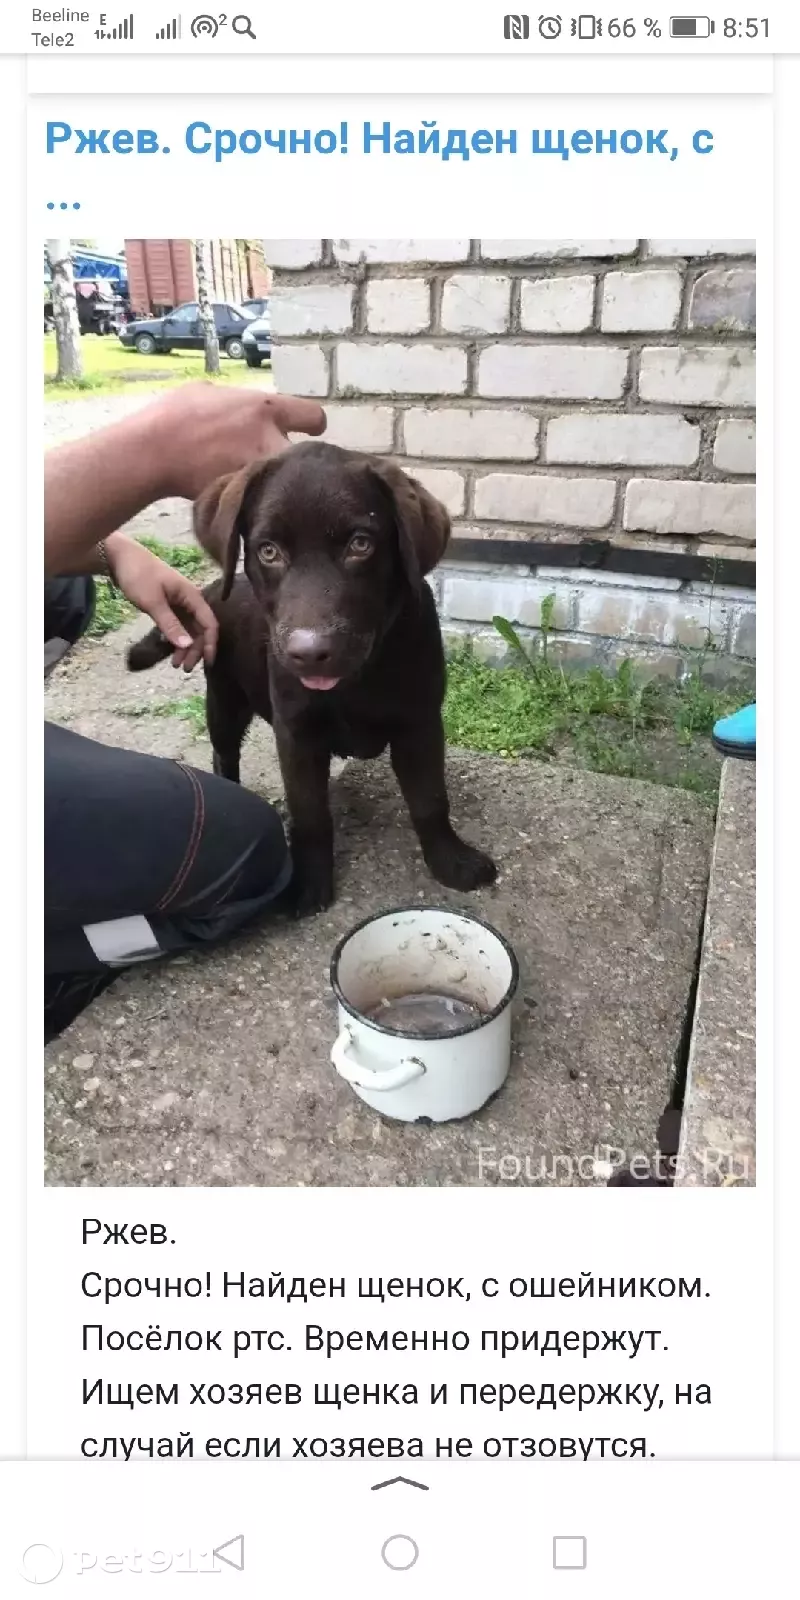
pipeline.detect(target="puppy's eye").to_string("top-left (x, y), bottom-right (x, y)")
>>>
top-left (257, 542), bottom-right (282, 566)
top-left (347, 533), bottom-right (374, 558)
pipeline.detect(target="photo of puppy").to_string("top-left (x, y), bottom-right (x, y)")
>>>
top-left (128, 441), bottom-right (497, 912)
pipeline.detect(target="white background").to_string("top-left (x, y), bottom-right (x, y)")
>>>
top-left (0, 48), bottom-right (790, 1546)
top-left (27, 1192), bottom-right (772, 1460)
top-left (23, 70), bottom-right (776, 1469)
top-left (2, 1459), bottom-right (800, 1596)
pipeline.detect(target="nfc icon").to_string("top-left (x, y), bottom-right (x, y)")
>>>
top-left (504, 13), bottom-right (530, 38)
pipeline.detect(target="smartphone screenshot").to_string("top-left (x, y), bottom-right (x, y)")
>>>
top-left (0, 1), bottom-right (796, 1592)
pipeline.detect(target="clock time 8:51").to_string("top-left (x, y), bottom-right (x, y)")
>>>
top-left (723, 17), bottom-right (769, 35)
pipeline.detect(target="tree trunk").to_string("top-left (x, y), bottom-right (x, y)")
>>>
top-left (46, 239), bottom-right (83, 381)
top-left (195, 240), bottom-right (220, 375)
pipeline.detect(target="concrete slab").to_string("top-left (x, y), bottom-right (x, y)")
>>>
top-left (45, 753), bottom-right (714, 1188)
top-left (677, 761), bottom-right (756, 1187)
top-left (45, 613), bottom-right (287, 794)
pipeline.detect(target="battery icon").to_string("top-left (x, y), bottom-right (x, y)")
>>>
top-left (669, 16), bottom-right (715, 35)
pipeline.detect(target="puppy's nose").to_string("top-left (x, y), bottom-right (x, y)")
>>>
top-left (286, 629), bottom-right (335, 668)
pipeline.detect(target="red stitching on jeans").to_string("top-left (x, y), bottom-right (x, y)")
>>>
top-left (155, 764), bottom-right (206, 912)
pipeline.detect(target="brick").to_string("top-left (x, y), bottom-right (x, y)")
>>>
top-left (270, 284), bottom-right (354, 336)
top-left (366, 278), bottom-right (430, 334)
top-left (539, 566), bottom-right (681, 592)
top-left (271, 342), bottom-right (329, 397)
top-left (441, 274), bottom-right (511, 334)
top-left (638, 346), bottom-right (755, 407)
top-left (520, 275), bottom-right (594, 333)
top-left (333, 239), bottom-right (469, 264)
top-left (411, 467), bottom-right (466, 516)
top-left (644, 240), bottom-right (755, 257)
top-left (337, 342), bottom-right (468, 396)
top-left (714, 419), bottom-right (756, 475)
top-left (624, 479), bottom-right (756, 539)
top-left (686, 580), bottom-right (755, 603)
top-left (697, 542), bottom-right (756, 561)
top-left (602, 643), bottom-right (685, 682)
top-left (731, 608), bottom-right (756, 658)
top-left (689, 268), bottom-right (756, 332)
top-left (548, 637), bottom-right (607, 671)
top-left (547, 413), bottom-right (699, 467)
top-left (403, 407), bottom-right (539, 461)
top-left (601, 269), bottom-right (682, 332)
top-left (440, 573), bottom-right (572, 629)
top-left (576, 586), bottom-right (732, 650)
top-left (481, 240), bottom-right (636, 259)
top-left (315, 404), bottom-right (395, 453)
top-left (440, 624), bottom-right (517, 668)
top-left (474, 473), bottom-right (616, 529)
top-left (479, 343), bottom-right (628, 400)
top-left (262, 239), bottom-right (322, 268)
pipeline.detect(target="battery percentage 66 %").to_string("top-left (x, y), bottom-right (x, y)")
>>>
top-left (568, 16), bottom-right (663, 37)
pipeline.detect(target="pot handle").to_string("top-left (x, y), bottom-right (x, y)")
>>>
top-left (331, 1027), bottom-right (427, 1093)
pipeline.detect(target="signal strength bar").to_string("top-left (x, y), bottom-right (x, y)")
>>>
top-left (156, 16), bottom-right (181, 38)
top-left (95, 14), bottom-right (134, 38)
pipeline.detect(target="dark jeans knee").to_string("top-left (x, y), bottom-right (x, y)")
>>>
top-left (44, 576), bottom-right (96, 645)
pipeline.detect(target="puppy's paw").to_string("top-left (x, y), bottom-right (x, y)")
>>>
top-left (285, 833), bottom-right (335, 916)
top-left (291, 877), bottom-right (335, 917)
top-left (425, 834), bottom-right (497, 892)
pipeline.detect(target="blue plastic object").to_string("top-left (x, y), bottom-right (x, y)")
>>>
top-left (712, 703), bottom-right (755, 759)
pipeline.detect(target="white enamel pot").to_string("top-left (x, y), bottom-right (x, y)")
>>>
top-left (329, 906), bottom-right (519, 1123)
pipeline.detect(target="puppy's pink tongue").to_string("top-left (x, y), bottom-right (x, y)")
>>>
top-left (301, 676), bottom-right (341, 691)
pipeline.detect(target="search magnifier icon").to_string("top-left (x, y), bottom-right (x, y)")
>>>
top-left (232, 13), bottom-right (256, 37)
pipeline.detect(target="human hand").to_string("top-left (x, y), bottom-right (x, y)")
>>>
top-left (140, 383), bottom-right (327, 502)
top-left (105, 534), bottom-right (218, 671)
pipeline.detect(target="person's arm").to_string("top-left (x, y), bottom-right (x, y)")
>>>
top-left (44, 383), bottom-right (326, 575)
top-left (44, 384), bottom-right (327, 670)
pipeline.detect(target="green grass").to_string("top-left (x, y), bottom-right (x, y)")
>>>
top-left (44, 333), bottom-right (273, 398)
top-left (95, 586), bottom-right (754, 805)
top-left (117, 641), bottom-right (751, 806)
top-left (136, 536), bottom-right (206, 577)
top-left (86, 538), bottom-right (211, 639)
top-left (120, 694), bottom-right (209, 737)
top-left (443, 624), bottom-right (754, 803)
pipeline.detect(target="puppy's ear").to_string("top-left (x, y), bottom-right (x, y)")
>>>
top-left (368, 459), bottom-right (450, 585)
top-left (193, 458), bottom-right (277, 601)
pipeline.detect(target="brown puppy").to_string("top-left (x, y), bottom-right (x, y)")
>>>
top-left (128, 439), bottom-right (496, 914)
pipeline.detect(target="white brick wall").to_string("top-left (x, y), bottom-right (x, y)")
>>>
top-left (624, 480), bottom-right (756, 539)
top-left (478, 344), bottom-right (628, 400)
top-left (475, 474), bottom-right (616, 529)
top-left (270, 343), bottom-right (329, 397)
top-left (601, 270), bottom-right (682, 332)
top-left (403, 407), bottom-right (540, 461)
top-left (441, 274), bottom-right (510, 334)
top-left (313, 403), bottom-right (395, 453)
top-left (643, 240), bottom-right (756, 258)
top-left (638, 346), bottom-right (755, 406)
top-left (714, 419), bottom-right (756, 474)
top-left (481, 240), bottom-right (637, 259)
top-left (338, 342), bottom-right (467, 396)
top-left (366, 279), bottom-right (430, 334)
top-left (264, 238), bottom-right (756, 677)
top-left (270, 284), bottom-right (353, 337)
top-left (333, 239), bottom-right (469, 264)
top-left (412, 467), bottom-right (466, 516)
top-left (262, 239), bottom-right (321, 268)
top-left (520, 275), bottom-right (595, 333)
top-left (547, 414), bottom-right (699, 467)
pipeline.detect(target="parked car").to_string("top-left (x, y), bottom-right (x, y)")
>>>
top-left (118, 301), bottom-right (254, 359)
top-left (242, 312), bottom-right (271, 368)
top-left (242, 297), bottom-right (270, 319)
